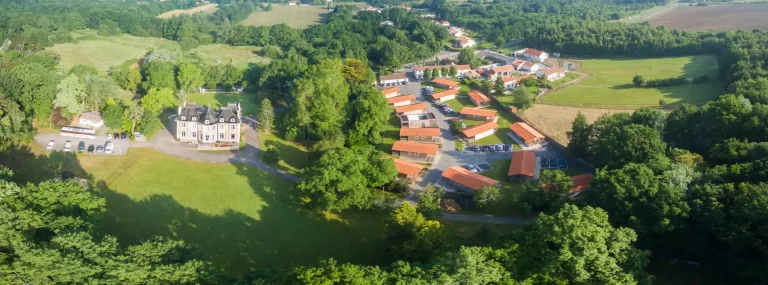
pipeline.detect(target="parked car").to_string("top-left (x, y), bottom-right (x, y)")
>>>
top-left (541, 159), bottom-right (550, 167)
top-left (489, 145), bottom-right (496, 152)
top-left (481, 145), bottom-right (489, 152)
top-left (96, 145), bottom-right (103, 153)
top-left (466, 164), bottom-right (479, 173)
top-left (46, 140), bottom-right (55, 150)
top-left (558, 159), bottom-right (567, 169)
top-left (121, 132), bottom-right (127, 140)
top-left (64, 141), bottom-right (72, 152)
top-left (495, 144), bottom-right (503, 152)
top-left (473, 145), bottom-right (481, 152)
top-left (104, 141), bottom-right (114, 154)
top-left (550, 158), bottom-right (558, 168)
top-left (107, 133), bottom-right (113, 139)
top-left (87, 144), bottom-right (95, 153)
top-left (503, 144), bottom-right (511, 151)
top-left (77, 141), bottom-right (85, 152)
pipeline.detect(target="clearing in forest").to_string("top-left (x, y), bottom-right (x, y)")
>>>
top-left (648, 3), bottom-right (768, 31)
top-left (519, 104), bottom-right (634, 146)
top-left (156, 3), bottom-right (219, 19)
top-left (539, 56), bottom-right (723, 108)
top-left (46, 30), bottom-right (169, 73)
top-left (241, 5), bottom-right (330, 28)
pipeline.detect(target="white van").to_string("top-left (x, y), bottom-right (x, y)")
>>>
top-left (64, 141), bottom-right (72, 152)
top-left (104, 141), bottom-right (114, 154)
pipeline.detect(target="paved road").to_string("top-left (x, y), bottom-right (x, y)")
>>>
top-left (440, 213), bottom-right (533, 225)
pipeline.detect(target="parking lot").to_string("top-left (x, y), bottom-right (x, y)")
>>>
top-left (463, 143), bottom-right (513, 153)
top-left (34, 132), bottom-right (132, 155)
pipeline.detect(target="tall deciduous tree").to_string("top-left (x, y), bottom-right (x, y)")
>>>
top-left (512, 87), bottom-right (532, 110)
top-left (567, 111), bottom-right (591, 158)
top-left (136, 109), bottom-right (163, 139)
top-left (142, 61), bottom-right (176, 91)
top-left (457, 48), bottom-right (478, 66)
top-left (102, 98), bottom-right (124, 129)
top-left (140, 88), bottom-right (176, 114)
top-left (83, 75), bottom-right (119, 111)
top-left (53, 74), bottom-right (86, 115)
top-left (448, 65), bottom-right (457, 77)
top-left (593, 124), bottom-right (668, 169)
top-left (474, 184), bottom-right (501, 208)
top-left (176, 63), bottom-right (205, 92)
top-left (111, 65), bottom-right (142, 94)
top-left (258, 98), bottom-right (274, 133)
top-left (347, 87), bottom-right (392, 147)
top-left (385, 203), bottom-right (448, 262)
top-left (124, 100), bottom-right (144, 133)
top-left (423, 68), bottom-right (433, 81)
top-left (493, 76), bottom-right (505, 96)
top-left (0, 94), bottom-right (31, 148)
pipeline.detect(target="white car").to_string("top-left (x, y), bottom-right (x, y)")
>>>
top-left (46, 140), bottom-right (55, 150)
top-left (64, 141), bottom-right (72, 152)
top-left (466, 164), bottom-right (479, 173)
top-left (107, 133), bottom-right (113, 139)
top-left (104, 141), bottom-right (114, 154)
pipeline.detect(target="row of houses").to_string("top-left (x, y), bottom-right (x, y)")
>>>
top-left (380, 87), bottom-right (442, 165)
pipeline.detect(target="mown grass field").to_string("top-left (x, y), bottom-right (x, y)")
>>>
top-left (184, 44), bottom-right (269, 68)
top-left (241, 5), bottom-right (330, 28)
top-left (46, 30), bottom-right (169, 73)
top-left (156, 3), bottom-right (218, 18)
top-left (539, 56), bottom-right (723, 108)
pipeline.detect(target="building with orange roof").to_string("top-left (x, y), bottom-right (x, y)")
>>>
top-left (429, 89), bottom-right (459, 103)
top-left (509, 122), bottom-right (545, 146)
top-left (517, 48), bottom-right (549, 61)
top-left (381, 87), bottom-right (400, 98)
top-left (394, 103), bottom-right (428, 115)
top-left (569, 173), bottom-right (594, 196)
top-left (391, 141), bottom-right (440, 163)
top-left (431, 78), bottom-right (459, 89)
top-left (441, 166), bottom-right (501, 192)
top-left (490, 65), bottom-right (516, 77)
top-left (460, 108), bottom-right (497, 121)
top-left (536, 67), bottom-right (566, 82)
top-left (508, 151), bottom-right (536, 181)
top-left (459, 121), bottom-right (498, 141)
top-left (467, 90), bottom-right (491, 107)
top-left (387, 94), bottom-right (416, 107)
top-left (394, 159), bottom-right (425, 181)
top-left (400, 128), bottom-right (441, 144)
top-left (455, 36), bottom-right (476, 48)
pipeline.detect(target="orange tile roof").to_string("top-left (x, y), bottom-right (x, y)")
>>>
top-left (392, 141), bottom-right (440, 155)
top-left (381, 87), bottom-right (400, 95)
top-left (512, 59), bottom-right (526, 67)
top-left (380, 73), bottom-right (407, 81)
top-left (432, 78), bottom-right (458, 87)
top-left (387, 94), bottom-right (415, 104)
top-left (521, 62), bottom-right (535, 69)
top-left (509, 122), bottom-right (544, 143)
top-left (400, 128), bottom-right (441, 137)
top-left (467, 90), bottom-right (490, 104)
top-left (456, 36), bottom-right (473, 44)
top-left (460, 107), bottom-right (497, 118)
top-left (442, 166), bottom-right (500, 191)
top-left (394, 159), bottom-right (425, 177)
top-left (460, 121), bottom-right (498, 138)
top-left (508, 151), bottom-right (536, 177)
top-left (394, 103), bottom-right (428, 114)
top-left (543, 67), bottom-right (565, 76)
top-left (430, 89), bottom-right (459, 100)
top-left (492, 65), bottom-right (516, 73)
top-left (570, 174), bottom-right (594, 192)
top-left (523, 48), bottom-right (546, 57)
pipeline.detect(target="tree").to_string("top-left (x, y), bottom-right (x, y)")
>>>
top-left (53, 74), bottom-right (85, 115)
top-left (520, 77), bottom-right (538, 87)
top-left (341, 58), bottom-right (375, 85)
top-left (632, 75), bottom-right (645, 86)
top-left (567, 111), bottom-right (591, 158)
top-left (451, 119), bottom-right (464, 132)
top-left (539, 169), bottom-right (574, 201)
top-left (257, 98), bottom-right (274, 133)
top-left (474, 184), bottom-right (501, 208)
top-left (631, 108), bottom-right (667, 138)
top-left (144, 42), bottom-right (182, 64)
top-left (297, 146), bottom-right (397, 211)
top-left (448, 65), bottom-right (458, 77)
top-left (385, 203), bottom-right (448, 261)
top-left (140, 88), bottom-right (176, 114)
top-left (136, 109), bottom-right (162, 139)
top-left (82, 75), bottom-right (119, 111)
top-left (480, 78), bottom-right (492, 94)
top-left (512, 87), bottom-right (533, 110)
top-left (102, 99), bottom-right (124, 129)
top-left (141, 61), bottom-right (176, 91)
top-left (111, 66), bottom-right (142, 94)
top-left (124, 100), bottom-right (144, 133)
top-left (423, 68), bottom-right (433, 80)
top-left (0, 94), bottom-right (31, 148)
top-left (457, 48), bottom-right (478, 66)
top-left (593, 124), bottom-right (668, 170)
top-left (417, 184), bottom-right (444, 218)
top-left (347, 87), bottom-right (392, 147)
top-left (176, 63), bottom-right (205, 92)
top-left (264, 146), bottom-right (280, 163)
top-left (68, 64), bottom-right (99, 81)
top-left (512, 205), bottom-right (652, 285)
top-left (493, 76), bottom-right (505, 96)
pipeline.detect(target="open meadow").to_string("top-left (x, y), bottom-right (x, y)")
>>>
top-left (649, 3), bottom-right (768, 31)
top-left (539, 56), bottom-right (723, 108)
top-left (46, 30), bottom-right (169, 73)
top-left (519, 104), bottom-right (634, 145)
top-left (184, 44), bottom-right (269, 68)
top-left (156, 3), bottom-right (218, 19)
top-left (241, 5), bottom-right (330, 28)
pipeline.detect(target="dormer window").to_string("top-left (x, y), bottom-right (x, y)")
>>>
top-left (204, 120), bottom-right (210, 124)
top-left (230, 118), bottom-right (236, 122)
top-left (219, 118), bottom-right (224, 122)
top-left (181, 116), bottom-right (186, 120)
top-left (192, 117), bottom-right (197, 121)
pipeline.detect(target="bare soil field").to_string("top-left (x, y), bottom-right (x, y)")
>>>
top-left (520, 105), bottom-right (633, 145)
top-left (649, 4), bottom-right (768, 31)
top-left (157, 3), bottom-right (218, 19)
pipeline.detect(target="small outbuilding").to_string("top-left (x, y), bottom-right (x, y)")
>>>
top-left (78, 111), bottom-right (104, 128)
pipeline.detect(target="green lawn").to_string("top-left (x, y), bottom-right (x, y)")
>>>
top-left (241, 5), bottom-right (329, 28)
top-left (0, 146), bottom-right (385, 275)
top-left (539, 56), bottom-right (724, 108)
top-left (377, 114), bottom-right (402, 153)
top-left (259, 131), bottom-right (312, 176)
top-left (45, 30), bottom-right (170, 73)
top-left (184, 44), bottom-right (269, 69)
top-left (438, 219), bottom-right (518, 247)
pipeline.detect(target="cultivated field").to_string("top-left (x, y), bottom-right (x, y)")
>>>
top-left (649, 3), bottom-right (768, 31)
top-left (539, 56), bottom-right (723, 108)
top-left (156, 3), bottom-right (218, 19)
top-left (185, 44), bottom-right (269, 68)
top-left (241, 5), bottom-right (329, 28)
top-left (46, 30), bottom-right (169, 73)
top-left (520, 104), bottom-right (633, 145)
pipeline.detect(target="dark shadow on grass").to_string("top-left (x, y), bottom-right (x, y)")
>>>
top-left (610, 83), bottom-right (636, 90)
top-left (0, 145), bottom-right (93, 184)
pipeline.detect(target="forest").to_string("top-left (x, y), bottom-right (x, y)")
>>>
top-left (1, 0), bottom-right (768, 283)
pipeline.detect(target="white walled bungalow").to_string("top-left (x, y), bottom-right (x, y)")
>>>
top-left (414, 65), bottom-right (471, 79)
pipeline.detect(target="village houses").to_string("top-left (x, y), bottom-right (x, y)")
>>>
top-left (455, 36), bottom-right (476, 48)
top-left (508, 151), bottom-right (537, 181)
top-left (429, 89), bottom-right (459, 103)
top-left (391, 141), bottom-right (440, 163)
top-left (387, 94), bottom-right (416, 107)
top-left (414, 65), bottom-right (471, 79)
top-left (400, 128), bottom-right (441, 144)
top-left (467, 90), bottom-right (491, 107)
top-left (394, 158), bottom-right (424, 182)
top-left (536, 67), bottom-right (566, 81)
top-left (460, 108), bottom-right (497, 122)
top-left (380, 86), bottom-right (400, 98)
top-left (379, 73), bottom-right (408, 86)
top-left (459, 121), bottom-right (498, 142)
top-left (516, 48), bottom-right (549, 61)
top-left (509, 122), bottom-right (545, 146)
top-left (441, 166), bottom-right (502, 193)
top-left (395, 102), bottom-right (428, 115)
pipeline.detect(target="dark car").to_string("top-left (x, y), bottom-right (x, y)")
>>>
top-left (114, 133), bottom-right (120, 140)
top-left (474, 145), bottom-right (481, 152)
top-left (489, 145), bottom-right (496, 152)
top-left (87, 144), bottom-right (95, 153)
top-left (550, 158), bottom-right (558, 168)
top-left (503, 144), bottom-right (511, 151)
top-left (558, 159), bottom-right (568, 169)
top-left (481, 145), bottom-right (489, 152)
top-left (121, 132), bottom-right (127, 140)
top-left (77, 141), bottom-right (85, 152)
top-left (495, 144), bottom-right (503, 152)
top-left (96, 145), bottom-right (104, 153)
top-left (541, 159), bottom-right (550, 167)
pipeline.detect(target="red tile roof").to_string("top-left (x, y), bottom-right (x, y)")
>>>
top-left (394, 159), bottom-right (424, 177)
top-left (467, 90), bottom-right (490, 104)
top-left (523, 48), bottom-right (546, 57)
top-left (456, 36), bottom-right (473, 44)
top-left (509, 122), bottom-right (544, 144)
top-left (521, 62), bottom-right (535, 69)
top-left (381, 87), bottom-right (400, 95)
top-left (387, 94), bottom-right (415, 104)
top-left (570, 173), bottom-right (594, 192)
top-left (460, 121), bottom-right (498, 138)
top-left (492, 65), bottom-right (516, 73)
top-left (502, 74), bottom-right (534, 84)
top-left (542, 67), bottom-right (565, 76)
top-left (512, 59), bottom-right (526, 67)
top-left (432, 78), bottom-right (459, 87)
top-left (394, 103), bottom-right (428, 114)
top-left (415, 65), bottom-right (471, 72)
top-left (460, 107), bottom-right (497, 118)
top-left (430, 89), bottom-right (459, 100)
top-left (509, 151), bottom-right (536, 177)
top-left (441, 166), bottom-right (500, 191)
top-left (392, 141), bottom-right (440, 155)
top-left (400, 128), bottom-right (441, 137)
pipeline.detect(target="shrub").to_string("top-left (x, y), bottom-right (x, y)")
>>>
top-left (264, 146), bottom-right (280, 163)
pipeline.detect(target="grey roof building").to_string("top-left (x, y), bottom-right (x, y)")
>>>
top-left (176, 101), bottom-right (242, 146)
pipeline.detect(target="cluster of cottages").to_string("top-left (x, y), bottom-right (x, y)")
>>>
top-left (426, 20), bottom-right (476, 49)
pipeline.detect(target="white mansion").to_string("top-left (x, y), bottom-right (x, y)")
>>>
top-left (176, 101), bottom-right (242, 145)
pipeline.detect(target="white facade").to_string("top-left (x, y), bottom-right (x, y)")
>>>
top-left (176, 102), bottom-right (242, 145)
top-left (78, 112), bottom-right (104, 128)
top-left (471, 129), bottom-right (494, 141)
top-left (392, 100), bottom-right (414, 107)
top-left (537, 69), bottom-right (566, 81)
top-left (414, 66), bottom-right (471, 79)
top-left (435, 94), bottom-right (456, 103)
top-left (383, 91), bottom-right (400, 98)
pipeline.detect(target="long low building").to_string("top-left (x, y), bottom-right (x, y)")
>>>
top-left (400, 113), bottom-right (438, 128)
top-left (391, 141), bottom-right (440, 163)
top-left (508, 151), bottom-right (536, 181)
top-left (387, 94), bottom-right (416, 107)
top-left (460, 121), bottom-right (498, 141)
top-left (467, 90), bottom-right (490, 107)
top-left (400, 127), bottom-right (441, 144)
top-left (432, 78), bottom-right (459, 89)
top-left (395, 103), bottom-right (428, 115)
top-left (430, 89), bottom-right (459, 103)
top-left (509, 122), bottom-right (545, 146)
top-left (394, 159), bottom-right (425, 181)
top-left (414, 64), bottom-right (471, 79)
top-left (460, 108), bottom-right (497, 122)
top-left (381, 87), bottom-right (400, 98)
top-left (379, 73), bottom-right (408, 86)
top-left (441, 166), bottom-right (501, 193)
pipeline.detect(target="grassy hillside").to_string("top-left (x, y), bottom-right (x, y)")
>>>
top-left (46, 30), bottom-right (169, 73)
